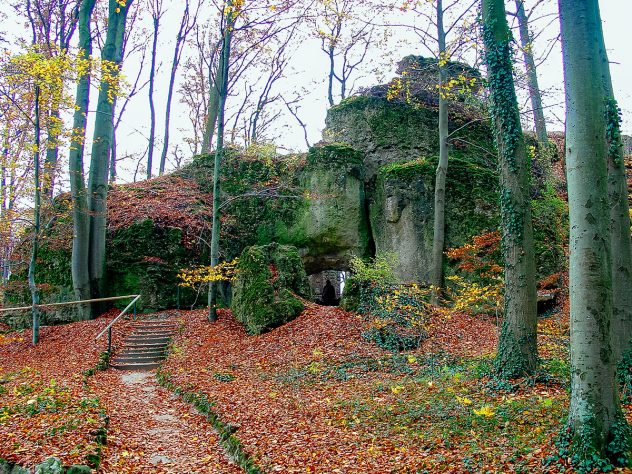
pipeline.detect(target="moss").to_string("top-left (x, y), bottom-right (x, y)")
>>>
top-left (377, 155), bottom-right (499, 249)
top-left (231, 243), bottom-right (310, 335)
top-left (531, 187), bottom-right (568, 277)
top-left (106, 218), bottom-right (191, 311)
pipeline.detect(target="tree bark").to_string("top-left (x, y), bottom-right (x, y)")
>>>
top-left (208, 0), bottom-right (234, 322)
top-left (42, 107), bottom-right (60, 199)
top-left (201, 58), bottom-right (221, 155)
top-left (514, 0), bottom-right (547, 146)
top-left (594, 19), bottom-right (632, 363)
top-left (559, 0), bottom-right (630, 466)
top-left (430, 0), bottom-right (448, 306)
top-left (482, 0), bottom-right (537, 379)
top-left (29, 85), bottom-right (41, 345)
top-left (69, 0), bottom-right (96, 320)
top-left (159, 0), bottom-right (193, 174)
top-left (147, 10), bottom-right (160, 179)
top-left (88, 0), bottom-right (133, 308)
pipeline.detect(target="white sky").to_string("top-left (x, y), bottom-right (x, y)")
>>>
top-left (1, 0), bottom-right (630, 185)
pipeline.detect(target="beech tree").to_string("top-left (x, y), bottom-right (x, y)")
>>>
top-left (88, 0), bottom-right (134, 307)
top-left (68, 0), bottom-right (97, 319)
top-left (597, 28), bottom-right (632, 363)
top-left (312, 0), bottom-right (376, 107)
top-left (482, 0), bottom-right (537, 378)
top-left (208, 0), bottom-right (237, 322)
top-left (159, 0), bottom-right (199, 175)
top-left (394, 0), bottom-right (478, 304)
top-left (559, 0), bottom-right (631, 468)
top-left (146, 0), bottom-right (164, 179)
top-left (511, 0), bottom-right (548, 146)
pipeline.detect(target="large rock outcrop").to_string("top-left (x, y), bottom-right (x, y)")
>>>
top-left (231, 243), bottom-right (310, 334)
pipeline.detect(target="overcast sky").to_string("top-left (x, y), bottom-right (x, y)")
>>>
top-left (1, 0), bottom-right (630, 184)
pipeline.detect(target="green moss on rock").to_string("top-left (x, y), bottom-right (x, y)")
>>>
top-left (231, 243), bottom-right (310, 335)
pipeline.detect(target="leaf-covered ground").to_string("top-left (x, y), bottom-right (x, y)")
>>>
top-left (159, 304), bottom-right (586, 473)
top-left (3, 302), bottom-right (632, 473)
top-left (0, 310), bottom-right (129, 468)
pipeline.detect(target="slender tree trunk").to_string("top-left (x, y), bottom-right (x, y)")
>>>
top-left (208, 1), bottom-right (234, 322)
top-left (69, 0), bottom-right (96, 320)
top-left (560, 0), bottom-right (631, 466)
top-left (430, 0), bottom-right (448, 305)
top-left (147, 13), bottom-right (159, 179)
top-left (327, 45), bottom-right (335, 107)
top-left (88, 0), bottom-right (133, 308)
top-left (42, 107), bottom-right (60, 199)
top-left (482, 0), bottom-right (537, 379)
top-left (159, 1), bottom-right (193, 174)
top-left (594, 22), bottom-right (632, 363)
top-left (201, 61), bottom-right (221, 155)
top-left (29, 85), bottom-right (41, 345)
top-left (514, 0), bottom-right (547, 145)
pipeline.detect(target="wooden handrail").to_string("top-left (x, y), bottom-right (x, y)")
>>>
top-left (95, 295), bottom-right (141, 340)
top-left (0, 294), bottom-right (140, 313)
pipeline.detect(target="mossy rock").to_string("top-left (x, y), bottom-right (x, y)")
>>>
top-left (283, 144), bottom-right (371, 273)
top-left (231, 243), bottom-right (310, 335)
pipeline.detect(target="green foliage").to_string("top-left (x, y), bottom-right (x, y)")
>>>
top-left (482, 23), bottom-right (522, 173)
top-left (349, 253), bottom-right (398, 286)
top-left (231, 243), bottom-right (310, 335)
top-left (605, 97), bottom-right (624, 165)
top-left (531, 187), bottom-right (568, 277)
top-left (343, 254), bottom-right (430, 352)
top-left (618, 349), bottom-right (632, 403)
top-left (555, 417), bottom-right (632, 473)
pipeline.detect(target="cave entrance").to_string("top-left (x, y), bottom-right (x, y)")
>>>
top-left (308, 270), bottom-right (348, 306)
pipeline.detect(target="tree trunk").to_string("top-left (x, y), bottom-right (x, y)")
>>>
top-left (69, 0), bottom-right (97, 320)
top-left (430, 0), bottom-right (448, 306)
top-left (482, 0), bottom-right (537, 379)
top-left (88, 0), bottom-right (133, 308)
top-left (514, 0), bottom-right (547, 146)
top-left (147, 13), bottom-right (159, 179)
top-left (208, 1), bottom-right (234, 322)
top-left (29, 85), bottom-right (41, 345)
top-left (201, 57), bottom-right (222, 155)
top-left (159, 1), bottom-right (192, 174)
top-left (559, 0), bottom-right (631, 466)
top-left (595, 22), bottom-right (632, 363)
top-left (42, 107), bottom-right (60, 199)
top-left (327, 45), bottom-right (335, 107)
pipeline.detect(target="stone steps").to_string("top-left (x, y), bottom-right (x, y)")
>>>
top-left (110, 317), bottom-right (177, 371)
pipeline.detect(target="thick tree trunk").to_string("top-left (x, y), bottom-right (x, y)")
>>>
top-left (482, 0), bottom-right (537, 379)
top-left (514, 0), bottom-right (547, 146)
top-left (594, 22), bottom-right (632, 362)
top-left (69, 0), bottom-right (97, 320)
top-left (560, 0), bottom-right (630, 466)
top-left (88, 0), bottom-right (133, 307)
top-left (147, 14), bottom-right (159, 179)
top-left (29, 85), bottom-right (41, 345)
top-left (208, 2), bottom-right (234, 322)
top-left (430, 0), bottom-right (448, 305)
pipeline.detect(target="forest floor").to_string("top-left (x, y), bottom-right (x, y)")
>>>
top-left (1, 303), bottom-right (631, 473)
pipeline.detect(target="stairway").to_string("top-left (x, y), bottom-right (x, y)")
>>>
top-left (110, 318), bottom-right (178, 371)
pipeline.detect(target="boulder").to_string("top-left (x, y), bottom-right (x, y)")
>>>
top-left (34, 458), bottom-right (62, 474)
top-left (232, 243), bottom-right (310, 334)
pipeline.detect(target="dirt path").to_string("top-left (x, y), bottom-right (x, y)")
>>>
top-left (90, 370), bottom-right (241, 473)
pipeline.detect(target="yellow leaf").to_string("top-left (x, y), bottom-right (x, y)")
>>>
top-left (473, 405), bottom-right (495, 417)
